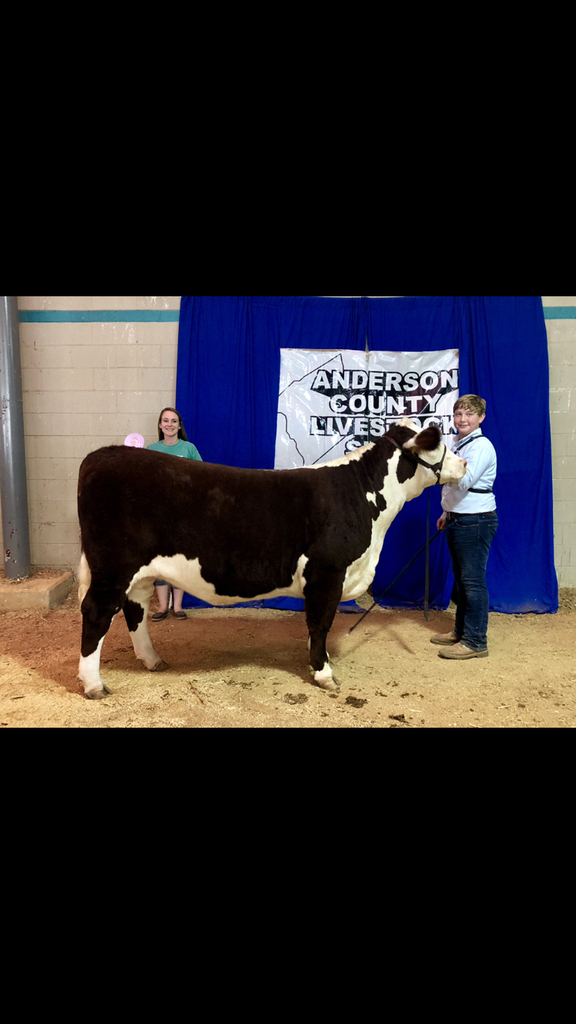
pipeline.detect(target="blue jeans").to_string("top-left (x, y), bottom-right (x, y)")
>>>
top-left (445, 512), bottom-right (498, 651)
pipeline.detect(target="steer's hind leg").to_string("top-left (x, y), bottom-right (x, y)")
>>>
top-left (124, 579), bottom-right (169, 672)
top-left (78, 580), bottom-right (124, 699)
top-left (304, 570), bottom-right (345, 691)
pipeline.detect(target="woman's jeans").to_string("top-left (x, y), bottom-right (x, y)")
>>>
top-left (445, 512), bottom-right (498, 651)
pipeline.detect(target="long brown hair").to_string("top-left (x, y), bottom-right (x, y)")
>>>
top-left (157, 407), bottom-right (189, 442)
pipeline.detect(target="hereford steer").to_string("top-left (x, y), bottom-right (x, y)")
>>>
top-left (77, 418), bottom-right (466, 698)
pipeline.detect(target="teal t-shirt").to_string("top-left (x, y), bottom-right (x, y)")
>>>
top-left (147, 439), bottom-right (202, 460)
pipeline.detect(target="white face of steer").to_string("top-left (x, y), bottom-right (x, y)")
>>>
top-left (439, 446), bottom-right (467, 483)
top-left (400, 420), bottom-right (467, 484)
top-left (402, 439), bottom-right (467, 483)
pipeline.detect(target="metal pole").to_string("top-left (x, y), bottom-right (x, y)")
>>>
top-left (0, 296), bottom-right (31, 579)
top-left (424, 491), bottom-right (431, 621)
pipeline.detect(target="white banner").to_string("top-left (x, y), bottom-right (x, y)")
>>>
top-left (275, 349), bottom-right (459, 469)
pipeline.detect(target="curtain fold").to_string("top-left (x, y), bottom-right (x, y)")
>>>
top-left (176, 296), bottom-right (557, 614)
top-left (456, 296), bottom-right (557, 612)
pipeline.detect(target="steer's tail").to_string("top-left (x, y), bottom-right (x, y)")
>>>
top-left (78, 551), bottom-right (91, 606)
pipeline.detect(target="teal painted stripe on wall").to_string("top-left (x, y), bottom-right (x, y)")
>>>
top-left (543, 307), bottom-right (576, 319)
top-left (19, 310), bottom-right (180, 323)
top-left (18, 306), bottom-right (576, 323)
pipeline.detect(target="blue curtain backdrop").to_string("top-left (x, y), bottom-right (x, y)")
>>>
top-left (176, 296), bottom-right (558, 614)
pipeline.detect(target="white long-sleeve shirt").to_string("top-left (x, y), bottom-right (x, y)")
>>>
top-left (441, 428), bottom-right (497, 514)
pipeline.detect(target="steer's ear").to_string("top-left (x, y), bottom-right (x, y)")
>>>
top-left (404, 425), bottom-right (442, 452)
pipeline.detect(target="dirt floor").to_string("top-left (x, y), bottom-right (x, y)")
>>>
top-left (1, 570), bottom-right (575, 728)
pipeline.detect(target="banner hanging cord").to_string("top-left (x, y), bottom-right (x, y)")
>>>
top-left (361, 295), bottom-right (372, 357)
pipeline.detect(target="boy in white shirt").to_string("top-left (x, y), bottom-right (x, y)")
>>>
top-left (431, 394), bottom-right (498, 659)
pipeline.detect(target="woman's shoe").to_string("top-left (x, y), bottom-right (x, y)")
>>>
top-left (173, 610), bottom-right (187, 619)
top-left (152, 610), bottom-right (169, 620)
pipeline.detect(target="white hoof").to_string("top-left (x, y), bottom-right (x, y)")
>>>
top-left (84, 683), bottom-right (112, 700)
top-left (312, 662), bottom-right (338, 691)
top-left (315, 676), bottom-right (338, 691)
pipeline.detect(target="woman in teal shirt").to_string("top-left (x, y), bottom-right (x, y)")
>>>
top-left (147, 407), bottom-right (202, 619)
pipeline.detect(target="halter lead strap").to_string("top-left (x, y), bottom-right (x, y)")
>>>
top-left (453, 432), bottom-right (492, 492)
top-left (452, 435), bottom-right (477, 454)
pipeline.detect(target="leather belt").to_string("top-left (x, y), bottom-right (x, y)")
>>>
top-left (446, 510), bottom-right (496, 520)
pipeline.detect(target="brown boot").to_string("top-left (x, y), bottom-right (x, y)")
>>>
top-left (438, 643), bottom-right (489, 660)
top-left (430, 630), bottom-right (460, 646)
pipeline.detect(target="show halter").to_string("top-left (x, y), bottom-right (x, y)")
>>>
top-left (385, 434), bottom-right (448, 484)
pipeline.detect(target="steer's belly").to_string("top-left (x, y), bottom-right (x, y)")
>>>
top-left (128, 553), bottom-right (310, 605)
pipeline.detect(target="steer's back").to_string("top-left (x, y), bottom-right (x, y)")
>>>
top-left (78, 446), bottom-right (367, 587)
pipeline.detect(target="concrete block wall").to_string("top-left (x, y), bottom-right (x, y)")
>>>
top-left (4, 297), bottom-right (180, 568)
top-left (1, 296), bottom-right (575, 588)
top-left (544, 296), bottom-right (576, 586)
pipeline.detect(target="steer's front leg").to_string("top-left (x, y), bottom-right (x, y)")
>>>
top-left (304, 571), bottom-right (344, 690)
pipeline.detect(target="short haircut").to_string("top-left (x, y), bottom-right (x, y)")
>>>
top-left (453, 394), bottom-right (486, 417)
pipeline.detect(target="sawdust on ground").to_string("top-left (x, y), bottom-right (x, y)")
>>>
top-left (1, 570), bottom-right (575, 728)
